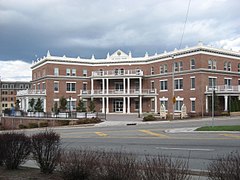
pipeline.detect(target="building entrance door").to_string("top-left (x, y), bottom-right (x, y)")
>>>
top-left (114, 100), bottom-right (123, 112)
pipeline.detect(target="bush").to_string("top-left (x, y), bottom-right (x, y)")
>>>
top-left (19, 124), bottom-right (28, 129)
top-left (28, 122), bottom-right (38, 128)
top-left (58, 120), bottom-right (69, 126)
top-left (143, 114), bottom-right (157, 121)
top-left (141, 155), bottom-right (190, 180)
top-left (76, 118), bottom-right (102, 124)
top-left (97, 151), bottom-right (140, 180)
top-left (208, 151), bottom-right (240, 180)
top-left (39, 121), bottom-right (48, 127)
top-left (31, 130), bottom-right (61, 174)
top-left (0, 132), bottom-right (31, 169)
top-left (60, 148), bottom-right (100, 180)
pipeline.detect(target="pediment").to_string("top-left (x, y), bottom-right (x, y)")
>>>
top-left (109, 50), bottom-right (129, 60)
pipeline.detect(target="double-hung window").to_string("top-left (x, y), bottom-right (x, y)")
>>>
top-left (174, 78), bottom-right (183, 90)
top-left (54, 68), bottom-right (59, 76)
top-left (66, 82), bottom-right (76, 92)
top-left (190, 59), bottom-right (195, 69)
top-left (160, 80), bottom-right (168, 91)
top-left (190, 77), bottom-right (195, 90)
top-left (54, 81), bottom-right (59, 92)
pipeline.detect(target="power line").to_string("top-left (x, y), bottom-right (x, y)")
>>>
top-left (178, 0), bottom-right (192, 50)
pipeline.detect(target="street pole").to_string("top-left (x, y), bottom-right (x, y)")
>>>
top-left (212, 89), bottom-right (214, 127)
top-left (172, 55), bottom-right (175, 120)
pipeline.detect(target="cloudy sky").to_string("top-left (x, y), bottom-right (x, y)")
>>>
top-left (0, 0), bottom-right (240, 81)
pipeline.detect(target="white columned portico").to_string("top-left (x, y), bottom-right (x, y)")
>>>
top-left (206, 96), bottom-right (208, 113)
top-left (127, 97), bottom-right (130, 113)
top-left (224, 95), bottom-right (228, 111)
top-left (102, 97), bottom-right (105, 113)
top-left (123, 97), bottom-right (126, 113)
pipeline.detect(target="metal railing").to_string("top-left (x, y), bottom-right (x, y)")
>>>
top-left (17, 89), bottom-right (46, 96)
top-left (92, 69), bottom-right (143, 77)
top-left (80, 89), bottom-right (157, 95)
top-left (205, 85), bottom-right (240, 93)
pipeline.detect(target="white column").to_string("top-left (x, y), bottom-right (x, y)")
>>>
top-left (224, 95), bottom-right (228, 111)
top-left (123, 97), bottom-right (126, 113)
top-left (123, 78), bottom-right (126, 94)
top-left (154, 96), bottom-right (157, 113)
top-left (91, 79), bottom-right (94, 95)
top-left (102, 97), bottom-right (105, 113)
top-left (127, 97), bottom-right (130, 113)
top-left (206, 96), bottom-right (208, 113)
top-left (139, 96), bottom-right (142, 114)
top-left (106, 78), bottom-right (109, 94)
top-left (139, 77), bottom-right (142, 94)
top-left (106, 97), bottom-right (109, 113)
top-left (43, 98), bottom-right (46, 112)
top-left (26, 97), bottom-right (29, 112)
top-left (127, 78), bottom-right (130, 94)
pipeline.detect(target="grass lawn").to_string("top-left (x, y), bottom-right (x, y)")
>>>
top-left (195, 125), bottom-right (240, 131)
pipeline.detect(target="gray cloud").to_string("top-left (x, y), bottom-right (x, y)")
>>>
top-left (0, 0), bottom-right (240, 61)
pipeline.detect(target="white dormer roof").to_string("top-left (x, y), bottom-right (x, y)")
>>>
top-left (109, 50), bottom-right (129, 60)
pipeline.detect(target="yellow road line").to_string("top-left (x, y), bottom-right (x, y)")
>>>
top-left (95, 132), bottom-right (108, 137)
top-left (139, 130), bottom-right (169, 138)
top-left (221, 134), bottom-right (240, 139)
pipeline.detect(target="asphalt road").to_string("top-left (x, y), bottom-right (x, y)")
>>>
top-left (23, 116), bottom-right (240, 171)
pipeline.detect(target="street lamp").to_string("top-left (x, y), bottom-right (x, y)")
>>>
top-left (172, 55), bottom-right (175, 120)
top-left (69, 96), bottom-right (71, 118)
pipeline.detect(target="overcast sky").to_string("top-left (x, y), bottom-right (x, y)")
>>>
top-left (0, 0), bottom-right (240, 81)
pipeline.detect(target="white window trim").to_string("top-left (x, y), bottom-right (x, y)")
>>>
top-left (66, 82), bottom-right (76, 93)
top-left (54, 81), bottom-right (59, 92)
top-left (174, 78), bottom-right (183, 91)
top-left (190, 77), bottom-right (195, 90)
top-left (160, 79), bottom-right (168, 92)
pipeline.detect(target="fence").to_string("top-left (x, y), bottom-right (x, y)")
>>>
top-left (2, 111), bottom-right (106, 120)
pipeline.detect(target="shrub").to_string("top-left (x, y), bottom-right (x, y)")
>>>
top-left (39, 121), bottom-right (48, 127)
top-left (143, 114), bottom-right (157, 121)
top-left (31, 130), bottom-right (61, 174)
top-left (141, 155), bottom-right (190, 180)
top-left (60, 148), bottom-right (100, 180)
top-left (76, 117), bottom-right (101, 124)
top-left (28, 122), bottom-right (38, 128)
top-left (19, 124), bottom-right (28, 129)
top-left (58, 120), bottom-right (69, 126)
top-left (208, 151), bottom-right (240, 180)
top-left (0, 132), bottom-right (31, 169)
top-left (97, 151), bottom-right (140, 180)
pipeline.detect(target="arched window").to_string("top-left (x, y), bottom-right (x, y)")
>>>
top-left (151, 67), bottom-right (154, 75)
top-left (228, 62), bottom-right (231, 71)
top-left (224, 62), bottom-right (228, 71)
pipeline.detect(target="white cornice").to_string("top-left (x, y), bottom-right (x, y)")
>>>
top-left (31, 44), bottom-right (240, 69)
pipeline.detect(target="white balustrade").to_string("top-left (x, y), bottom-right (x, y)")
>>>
top-left (92, 69), bottom-right (143, 77)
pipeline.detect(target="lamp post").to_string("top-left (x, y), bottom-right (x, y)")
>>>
top-left (172, 55), bottom-right (175, 120)
top-left (69, 96), bottom-right (71, 118)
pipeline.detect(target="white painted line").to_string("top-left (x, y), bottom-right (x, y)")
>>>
top-left (156, 147), bottom-right (214, 152)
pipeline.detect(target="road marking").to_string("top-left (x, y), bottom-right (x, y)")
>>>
top-left (95, 132), bottom-right (108, 137)
top-left (221, 134), bottom-right (240, 139)
top-left (157, 147), bottom-right (214, 152)
top-left (139, 130), bottom-right (169, 138)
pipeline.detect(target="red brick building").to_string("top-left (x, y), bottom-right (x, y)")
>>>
top-left (17, 42), bottom-right (240, 116)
